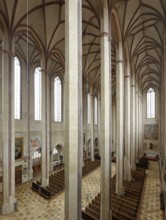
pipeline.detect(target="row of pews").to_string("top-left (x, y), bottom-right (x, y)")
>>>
top-left (32, 158), bottom-right (100, 199)
top-left (82, 159), bottom-right (100, 176)
top-left (32, 168), bottom-right (65, 199)
top-left (82, 168), bottom-right (146, 220)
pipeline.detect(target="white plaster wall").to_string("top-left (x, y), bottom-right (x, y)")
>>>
top-left (51, 123), bottom-right (64, 152)
top-left (142, 88), bottom-right (160, 156)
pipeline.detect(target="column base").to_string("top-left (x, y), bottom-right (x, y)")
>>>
top-left (46, 178), bottom-right (49, 186)
top-left (100, 208), bottom-right (112, 220)
top-left (1, 203), bottom-right (10, 215)
top-left (1, 198), bottom-right (16, 215)
top-left (91, 155), bottom-right (94, 162)
top-left (131, 163), bottom-right (136, 170)
top-left (28, 169), bottom-right (33, 181)
top-left (109, 210), bottom-right (112, 220)
top-left (116, 185), bottom-right (125, 196)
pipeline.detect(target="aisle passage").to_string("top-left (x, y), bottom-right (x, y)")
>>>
top-left (137, 161), bottom-right (164, 220)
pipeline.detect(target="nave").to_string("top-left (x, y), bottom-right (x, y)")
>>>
top-left (0, 161), bottom-right (163, 220)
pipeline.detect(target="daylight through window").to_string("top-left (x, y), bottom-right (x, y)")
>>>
top-left (147, 87), bottom-right (155, 118)
top-left (14, 57), bottom-right (21, 119)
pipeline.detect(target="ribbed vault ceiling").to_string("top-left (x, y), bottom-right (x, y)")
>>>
top-left (0, 0), bottom-right (165, 93)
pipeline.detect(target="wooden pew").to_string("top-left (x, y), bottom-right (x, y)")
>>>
top-left (82, 168), bottom-right (145, 220)
top-left (85, 207), bottom-right (100, 220)
top-left (82, 210), bottom-right (96, 220)
top-left (32, 181), bottom-right (40, 193)
top-left (39, 187), bottom-right (52, 199)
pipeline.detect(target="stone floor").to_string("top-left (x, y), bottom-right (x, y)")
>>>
top-left (137, 161), bottom-right (164, 220)
top-left (0, 161), bottom-right (164, 220)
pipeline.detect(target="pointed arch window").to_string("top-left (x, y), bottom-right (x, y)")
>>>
top-left (53, 147), bottom-right (58, 162)
top-left (94, 96), bottom-right (98, 125)
top-left (14, 57), bottom-right (21, 119)
top-left (54, 76), bottom-right (62, 122)
top-left (32, 148), bottom-right (41, 159)
top-left (34, 67), bottom-right (41, 120)
top-left (147, 87), bottom-right (155, 118)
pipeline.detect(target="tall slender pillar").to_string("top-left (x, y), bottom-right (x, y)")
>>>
top-left (41, 56), bottom-right (50, 186)
top-left (162, 29), bottom-right (166, 199)
top-left (163, 31), bottom-right (166, 161)
top-left (65, 0), bottom-right (82, 219)
top-left (100, 5), bottom-right (112, 220)
top-left (90, 87), bottom-right (94, 161)
top-left (116, 44), bottom-right (124, 196)
top-left (83, 86), bottom-right (87, 156)
top-left (131, 75), bottom-right (136, 170)
top-left (138, 95), bottom-right (143, 158)
top-left (112, 101), bottom-right (116, 152)
top-left (98, 93), bottom-right (101, 156)
top-left (162, 30), bottom-right (166, 216)
top-left (27, 66), bottom-right (33, 180)
top-left (1, 31), bottom-right (16, 215)
top-left (124, 61), bottom-right (131, 181)
top-left (135, 88), bottom-right (139, 162)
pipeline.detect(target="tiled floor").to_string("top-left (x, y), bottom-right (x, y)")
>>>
top-left (137, 161), bottom-right (164, 220)
top-left (0, 161), bottom-right (164, 220)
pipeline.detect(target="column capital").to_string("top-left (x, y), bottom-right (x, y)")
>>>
top-left (40, 69), bottom-right (45, 73)
top-left (90, 87), bottom-right (94, 96)
top-left (2, 49), bottom-right (15, 58)
top-left (100, 32), bottom-right (109, 38)
top-left (116, 59), bottom-right (123, 64)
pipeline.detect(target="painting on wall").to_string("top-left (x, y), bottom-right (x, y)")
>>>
top-left (30, 137), bottom-right (41, 151)
top-left (144, 124), bottom-right (158, 140)
top-left (15, 137), bottom-right (23, 160)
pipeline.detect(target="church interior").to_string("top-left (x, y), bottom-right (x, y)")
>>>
top-left (0, 0), bottom-right (166, 219)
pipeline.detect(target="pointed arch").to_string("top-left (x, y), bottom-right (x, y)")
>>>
top-left (54, 75), bottom-right (62, 122)
top-left (34, 66), bottom-right (41, 120)
top-left (147, 87), bottom-right (155, 118)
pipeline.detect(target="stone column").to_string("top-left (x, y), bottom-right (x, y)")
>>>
top-left (124, 61), bottom-right (131, 181)
top-left (1, 31), bottom-right (16, 215)
top-left (41, 56), bottom-right (50, 186)
top-left (163, 31), bottom-right (166, 212)
top-left (100, 5), bottom-right (112, 220)
top-left (164, 32), bottom-right (166, 161)
top-left (65, 0), bottom-right (82, 219)
top-left (83, 87), bottom-right (87, 152)
top-left (90, 87), bottom-right (94, 161)
top-left (135, 88), bottom-right (139, 162)
top-left (27, 66), bottom-right (33, 180)
top-left (112, 101), bottom-right (116, 152)
top-left (98, 93), bottom-right (101, 157)
top-left (116, 45), bottom-right (124, 196)
top-left (138, 95), bottom-right (143, 158)
top-left (131, 75), bottom-right (136, 170)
